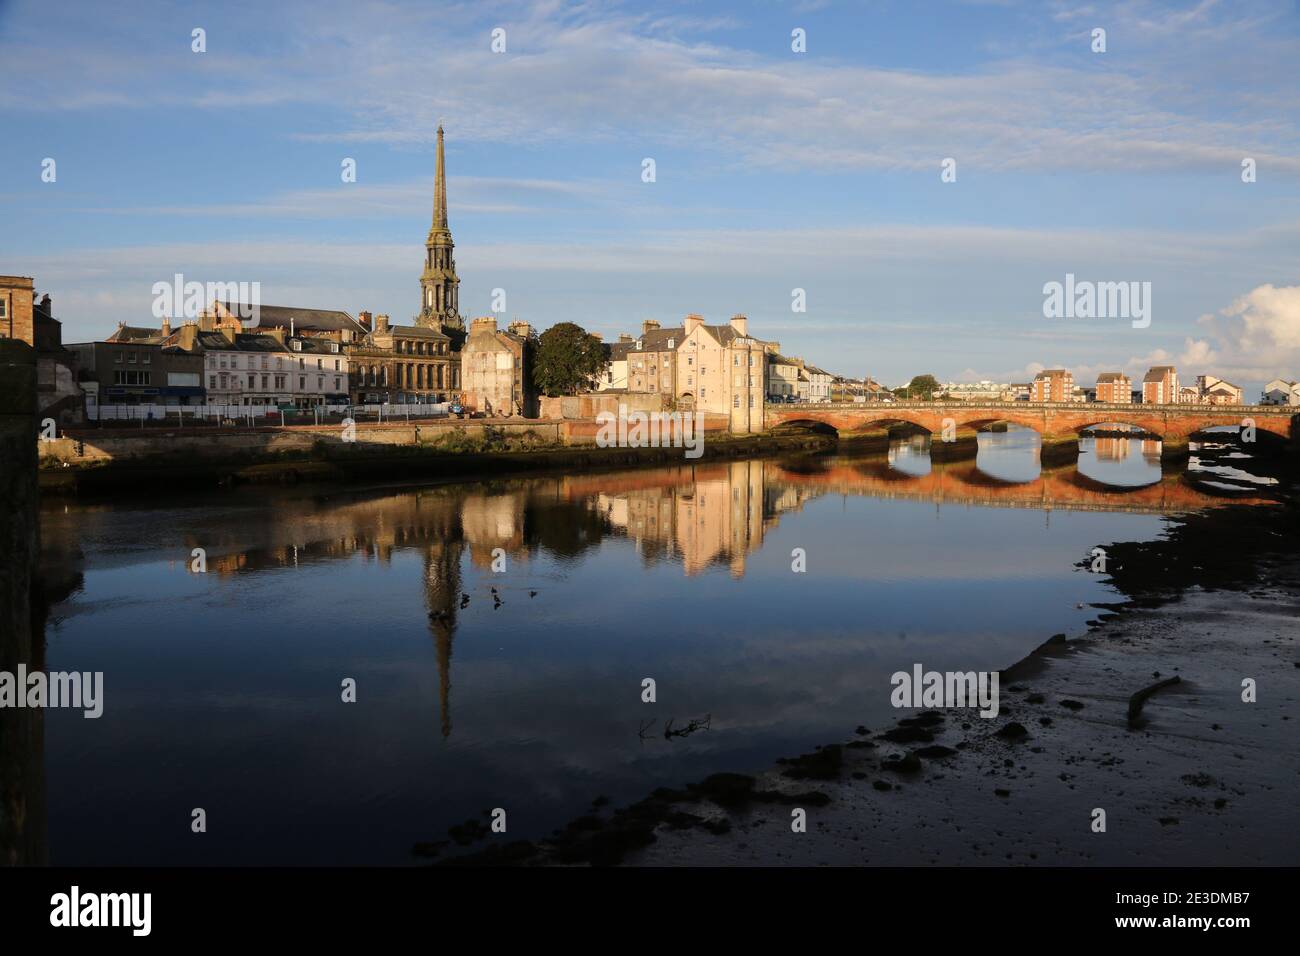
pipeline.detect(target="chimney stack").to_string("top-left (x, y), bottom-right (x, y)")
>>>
top-left (729, 313), bottom-right (748, 337)
top-left (376, 314), bottom-right (390, 332)
top-left (160, 317), bottom-right (171, 337)
top-left (358, 310), bottom-right (372, 329)
top-left (641, 319), bottom-right (660, 336)
top-left (685, 313), bottom-right (704, 335)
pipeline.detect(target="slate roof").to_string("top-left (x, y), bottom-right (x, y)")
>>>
top-left (221, 302), bottom-right (366, 335)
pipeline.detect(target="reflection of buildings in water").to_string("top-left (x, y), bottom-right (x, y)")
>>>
top-left (460, 493), bottom-right (525, 570)
top-left (599, 460), bottom-right (815, 578)
top-left (1093, 437), bottom-right (1130, 462)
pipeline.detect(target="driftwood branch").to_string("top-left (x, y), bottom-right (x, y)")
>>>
top-left (1128, 676), bottom-right (1181, 726)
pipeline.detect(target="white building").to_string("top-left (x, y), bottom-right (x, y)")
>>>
top-left (1262, 378), bottom-right (1300, 405)
top-left (197, 327), bottom-right (349, 407)
top-left (798, 364), bottom-right (833, 403)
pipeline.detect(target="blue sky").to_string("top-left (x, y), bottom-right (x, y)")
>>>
top-left (3, 0), bottom-right (1299, 391)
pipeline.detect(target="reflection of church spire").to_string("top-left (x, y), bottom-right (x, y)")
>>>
top-left (423, 538), bottom-right (463, 740)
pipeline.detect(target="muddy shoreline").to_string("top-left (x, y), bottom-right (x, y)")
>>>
top-left (431, 492), bottom-right (1300, 866)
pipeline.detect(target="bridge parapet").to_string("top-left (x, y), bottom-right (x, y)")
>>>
top-left (764, 400), bottom-right (1297, 444)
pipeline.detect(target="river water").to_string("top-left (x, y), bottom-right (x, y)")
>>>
top-left (32, 428), bottom-right (1275, 864)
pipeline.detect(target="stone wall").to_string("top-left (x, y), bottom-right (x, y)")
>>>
top-left (0, 339), bottom-right (45, 864)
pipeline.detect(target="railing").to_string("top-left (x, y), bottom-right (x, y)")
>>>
top-left (766, 400), bottom-right (1291, 413)
top-left (85, 403), bottom-right (451, 426)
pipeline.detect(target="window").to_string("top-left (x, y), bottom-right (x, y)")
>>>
top-left (733, 355), bottom-right (740, 366)
top-left (700, 388), bottom-right (706, 399)
top-left (128, 352), bottom-right (138, 364)
top-left (209, 375), bottom-right (217, 389)
top-left (292, 340), bottom-right (302, 351)
top-left (334, 360), bottom-right (340, 371)
top-left (335, 377), bottom-right (341, 390)
top-left (219, 356), bottom-right (227, 369)
top-left (142, 352), bottom-right (151, 364)
top-left (299, 377), bottom-right (306, 389)
top-left (748, 395), bottom-right (754, 408)
top-left (275, 375), bottom-right (286, 389)
top-left (261, 357), bottom-right (268, 369)
top-left (247, 375), bottom-right (255, 388)
top-left (115, 352), bottom-right (124, 363)
top-left (261, 375), bottom-right (268, 389)
top-left (316, 359), bottom-right (322, 369)
top-left (219, 374), bottom-right (228, 389)
top-left (0, 297), bottom-right (6, 319)
top-left (733, 395), bottom-right (740, 408)
top-left (688, 357), bottom-right (693, 366)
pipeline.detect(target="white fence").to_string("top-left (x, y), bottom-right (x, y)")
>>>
top-left (87, 403), bottom-right (451, 424)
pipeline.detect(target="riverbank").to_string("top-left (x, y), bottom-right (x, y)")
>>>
top-left (38, 426), bottom-right (835, 497)
top-left (434, 494), bottom-right (1299, 866)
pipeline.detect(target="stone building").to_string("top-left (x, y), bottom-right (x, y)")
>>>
top-left (349, 312), bottom-right (458, 404)
top-left (460, 317), bottom-right (534, 417)
top-left (2, 277), bottom-right (84, 425)
top-left (70, 324), bottom-right (204, 409)
top-left (675, 313), bottom-right (770, 432)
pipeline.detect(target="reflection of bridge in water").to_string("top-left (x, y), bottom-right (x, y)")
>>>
top-left (771, 455), bottom-right (1274, 515)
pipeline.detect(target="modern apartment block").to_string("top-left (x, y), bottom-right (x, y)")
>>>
top-left (1093, 372), bottom-right (1131, 403)
top-left (1142, 366), bottom-right (1178, 404)
top-left (1029, 368), bottom-right (1074, 402)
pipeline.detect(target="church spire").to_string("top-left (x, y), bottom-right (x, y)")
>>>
top-left (420, 125), bottom-right (461, 331)
top-left (432, 124), bottom-right (448, 233)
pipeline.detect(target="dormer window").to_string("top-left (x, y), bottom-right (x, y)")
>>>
top-left (292, 340), bottom-right (302, 351)
top-left (667, 338), bottom-right (675, 349)
top-left (329, 342), bottom-right (338, 353)
top-left (636, 339), bottom-right (643, 350)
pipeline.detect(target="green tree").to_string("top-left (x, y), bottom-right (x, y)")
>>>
top-left (905, 374), bottom-right (941, 400)
top-left (532, 322), bottom-right (608, 397)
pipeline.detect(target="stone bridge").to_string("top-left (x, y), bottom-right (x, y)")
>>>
top-left (765, 400), bottom-right (1298, 460)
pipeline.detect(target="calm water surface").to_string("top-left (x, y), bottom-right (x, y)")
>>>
top-left (35, 428), bottom-right (1274, 864)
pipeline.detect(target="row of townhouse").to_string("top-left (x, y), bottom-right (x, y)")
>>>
top-left (67, 299), bottom-right (472, 412)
